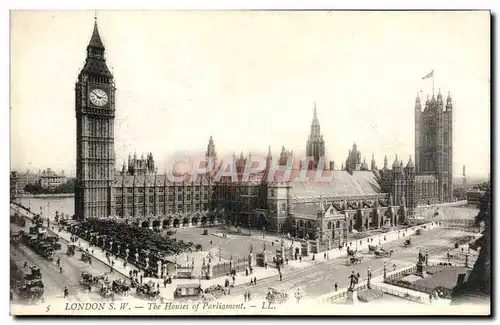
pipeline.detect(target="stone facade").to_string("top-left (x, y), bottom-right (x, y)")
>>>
top-left (74, 20), bottom-right (454, 243)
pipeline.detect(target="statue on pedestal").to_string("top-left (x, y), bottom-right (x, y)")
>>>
top-left (416, 250), bottom-right (428, 278)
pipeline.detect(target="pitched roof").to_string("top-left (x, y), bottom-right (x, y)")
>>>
top-left (88, 21), bottom-right (105, 49)
top-left (291, 170), bottom-right (381, 198)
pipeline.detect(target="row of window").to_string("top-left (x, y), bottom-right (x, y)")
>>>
top-left (115, 194), bottom-right (209, 203)
top-left (423, 131), bottom-right (449, 146)
top-left (115, 187), bottom-right (210, 194)
top-left (115, 203), bottom-right (209, 216)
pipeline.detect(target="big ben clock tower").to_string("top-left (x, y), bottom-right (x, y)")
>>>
top-left (75, 19), bottom-right (116, 220)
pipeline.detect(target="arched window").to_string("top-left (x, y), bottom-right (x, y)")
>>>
top-left (327, 222), bottom-right (332, 230)
top-left (336, 221), bottom-right (341, 228)
top-left (299, 220), bottom-right (304, 228)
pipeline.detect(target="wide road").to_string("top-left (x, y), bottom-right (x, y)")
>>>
top-left (10, 219), bottom-right (128, 305)
top-left (228, 227), bottom-right (474, 301)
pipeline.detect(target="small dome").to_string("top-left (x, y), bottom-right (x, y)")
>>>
top-left (406, 156), bottom-right (415, 169)
top-left (392, 156), bottom-right (399, 168)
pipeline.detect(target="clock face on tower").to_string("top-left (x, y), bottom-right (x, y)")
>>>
top-left (89, 88), bottom-right (109, 107)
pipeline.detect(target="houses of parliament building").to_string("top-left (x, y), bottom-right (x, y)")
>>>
top-left (75, 20), bottom-right (454, 250)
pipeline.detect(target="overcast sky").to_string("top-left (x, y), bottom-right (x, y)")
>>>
top-left (10, 10), bottom-right (490, 179)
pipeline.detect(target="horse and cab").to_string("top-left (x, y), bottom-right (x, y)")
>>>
top-left (404, 238), bottom-right (412, 247)
top-left (136, 281), bottom-right (160, 300)
top-left (347, 247), bottom-right (357, 256)
top-left (374, 247), bottom-right (394, 258)
top-left (112, 279), bottom-right (131, 296)
top-left (349, 256), bottom-right (363, 265)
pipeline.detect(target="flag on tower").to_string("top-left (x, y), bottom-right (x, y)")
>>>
top-left (422, 70), bottom-right (434, 80)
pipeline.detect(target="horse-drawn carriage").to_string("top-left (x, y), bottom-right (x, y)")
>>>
top-left (67, 244), bottom-right (76, 256)
top-left (415, 229), bottom-right (422, 235)
top-left (136, 281), bottom-right (160, 300)
top-left (100, 285), bottom-right (114, 299)
top-left (112, 279), bottom-right (131, 296)
top-left (24, 266), bottom-right (42, 281)
top-left (14, 279), bottom-right (45, 304)
top-left (368, 245), bottom-right (379, 253)
top-left (404, 238), bottom-right (412, 247)
top-left (374, 248), bottom-right (393, 258)
top-left (266, 287), bottom-right (289, 304)
top-left (81, 252), bottom-right (91, 262)
top-left (347, 247), bottom-right (357, 256)
top-left (78, 271), bottom-right (105, 287)
top-left (349, 256), bottom-right (363, 264)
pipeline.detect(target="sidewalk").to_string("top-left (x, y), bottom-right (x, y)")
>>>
top-left (12, 203), bottom-right (284, 300)
top-left (10, 202), bottom-right (439, 301)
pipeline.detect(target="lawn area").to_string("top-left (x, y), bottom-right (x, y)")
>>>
top-left (415, 266), bottom-right (471, 290)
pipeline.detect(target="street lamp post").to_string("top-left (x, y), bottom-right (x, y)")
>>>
top-left (383, 262), bottom-right (387, 280)
top-left (367, 266), bottom-right (372, 289)
top-left (218, 245), bottom-right (222, 262)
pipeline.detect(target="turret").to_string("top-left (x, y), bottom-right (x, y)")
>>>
top-left (415, 93), bottom-right (422, 172)
top-left (383, 155), bottom-right (388, 170)
top-left (446, 92), bottom-right (453, 111)
top-left (371, 153), bottom-right (376, 171)
top-left (392, 155), bottom-right (399, 170)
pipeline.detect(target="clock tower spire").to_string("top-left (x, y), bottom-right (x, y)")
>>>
top-left (75, 18), bottom-right (116, 220)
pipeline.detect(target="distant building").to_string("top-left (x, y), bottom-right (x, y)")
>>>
top-left (466, 188), bottom-right (486, 205)
top-left (40, 168), bottom-right (67, 189)
top-left (74, 19), bottom-right (457, 252)
top-left (10, 171), bottom-right (18, 200)
top-left (16, 170), bottom-right (40, 194)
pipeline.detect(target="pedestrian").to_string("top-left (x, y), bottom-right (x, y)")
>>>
top-left (254, 277), bottom-right (257, 285)
top-left (312, 254), bottom-right (315, 261)
top-left (393, 264), bottom-right (396, 271)
top-left (272, 242), bottom-right (274, 247)
top-left (157, 283), bottom-right (160, 290)
top-left (334, 283), bottom-right (338, 291)
top-left (265, 261), bottom-right (268, 270)
top-left (164, 279), bottom-right (167, 288)
top-left (249, 278), bottom-right (253, 286)
top-left (356, 272), bottom-right (360, 280)
top-left (299, 256), bottom-right (302, 262)
top-left (88, 284), bottom-right (92, 293)
top-left (89, 259), bottom-right (92, 266)
top-left (245, 268), bottom-right (249, 277)
top-left (92, 249), bottom-right (94, 255)
top-left (210, 240), bottom-right (213, 245)
top-left (110, 266), bottom-right (113, 273)
top-left (59, 266), bottom-right (63, 274)
top-left (279, 273), bottom-right (283, 281)
top-left (324, 252), bottom-right (327, 260)
top-left (244, 292), bottom-right (247, 302)
top-left (286, 258), bottom-right (288, 265)
top-left (64, 287), bottom-right (68, 298)
top-left (140, 275), bottom-right (143, 284)
top-left (248, 292), bottom-right (251, 301)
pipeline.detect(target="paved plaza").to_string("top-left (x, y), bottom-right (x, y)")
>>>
top-left (172, 225), bottom-right (284, 262)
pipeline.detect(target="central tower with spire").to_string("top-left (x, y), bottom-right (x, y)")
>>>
top-left (75, 17), bottom-right (116, 219)
top-left (305, 103), bottom-right (326, 169)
